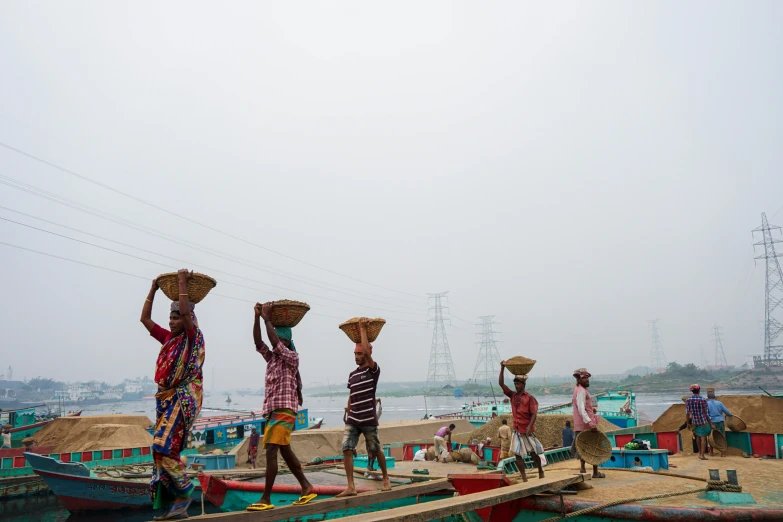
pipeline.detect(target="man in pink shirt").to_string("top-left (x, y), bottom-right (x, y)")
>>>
top-left (499, 361), bottom-right (544, 482)
top-left (571, 368), bottom-right (604, 479)
top-left (433, 424), bottom-right (455, 462)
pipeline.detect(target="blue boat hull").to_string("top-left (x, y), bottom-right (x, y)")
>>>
top-left (25, 453), bottom-right (201, 513)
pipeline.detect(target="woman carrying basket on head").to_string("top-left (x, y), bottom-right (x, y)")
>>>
top-left (141, 269), bottom-right (205, 520)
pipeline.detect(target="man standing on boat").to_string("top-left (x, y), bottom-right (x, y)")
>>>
top-left (499, 362), bottom-right (544, 482)
top-left (686, 384), bottom-right (715, 460)
top-left (248, 303), bottom-right (315, 511)
top-left (247, 427), bottom-right (260, 468)
top-left (706, 387), bottom-right (732, 456)
top-left (497, 419), bottom-right (512, 460)
top-left (571, 368), bottom-right (604, 479)
top-left (337, 318), bottom-right (391, 497)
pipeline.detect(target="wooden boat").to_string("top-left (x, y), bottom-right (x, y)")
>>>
top-left (25, 452), bottom-right (201, 513)
top-left (307, 417), bottom-right (324, 430)
top-left (198, 471), bottom-right (457, 517)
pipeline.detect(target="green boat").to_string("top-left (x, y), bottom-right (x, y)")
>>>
top-left (199, 470), bottom-right (455, 518)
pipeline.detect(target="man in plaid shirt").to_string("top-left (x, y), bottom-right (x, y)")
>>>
top-left (685, 384), bottom-right (714, 460)
top-left (249, 303), bottom-right (314, 511)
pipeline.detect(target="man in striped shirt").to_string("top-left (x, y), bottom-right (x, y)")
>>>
top-left (337, 318), bottom-right (391, 497)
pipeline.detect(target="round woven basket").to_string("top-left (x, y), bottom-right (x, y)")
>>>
top-left (504, 356), bottom-right (536, 376)
top-left (726, 415), bottom-right (747, 432)
top-left (709, 429), bottom-right (727, 452)
top-left (575, 430), bottom-right (612, 466)
top-left (156, 272), bottom-right (217, 304)
top-left (681, 395), bottom-right (690, 403)
top-left (339, 318), bottom-right (386, 343)
top-left (269, 300), bottom-right (311, 328)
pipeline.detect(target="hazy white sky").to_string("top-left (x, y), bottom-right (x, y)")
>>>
top-left (1, 2), bottom-right (782, 389)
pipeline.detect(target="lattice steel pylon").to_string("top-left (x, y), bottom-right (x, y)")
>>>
top-left (753, 213), bottom-right (783, 366)
top-left (471, 316), bottom-right (502, 385)
top-left (426, 292), bottom-right (457, 389)
top-left (712, 324), bottom-right (728, 367)
top-left (649, 319), bottom-right (667, 371)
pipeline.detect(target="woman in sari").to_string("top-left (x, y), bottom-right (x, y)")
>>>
top-left (141, 269), bottom-right (205, 520)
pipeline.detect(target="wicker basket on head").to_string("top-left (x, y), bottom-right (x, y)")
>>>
top-left (709, 429), bottom-right (727, 452)
top-left (575, 430), bottom-right (612, 466)
top-left (726, 415), bottom-right (747, 432)
top-left (269, 300), bottom-right (311, 328)
top-left (339, 317), bottom-right (386, 343)
top-left (504, 356), bottom-right (536, 376)
top-left (156, 272), bottom-right (217, 304)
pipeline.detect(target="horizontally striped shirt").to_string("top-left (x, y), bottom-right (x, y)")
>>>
top-left (346, 363), bottom-right (381, 427)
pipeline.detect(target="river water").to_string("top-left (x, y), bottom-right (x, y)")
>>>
top-left (4, 389), bottom-right (778, 521)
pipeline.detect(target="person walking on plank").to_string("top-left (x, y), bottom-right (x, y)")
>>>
top-left (141, 269), bottom-right (205, 520)
top-left (247, 302), bottom-right (315, 511)
top-left (498, 362), bottom-right (544, 482)
top-left (337, 318), bottom-right (391, 496)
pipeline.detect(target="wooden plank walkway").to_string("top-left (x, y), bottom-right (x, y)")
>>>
top-left (335, 473), bottom-right (590, 522)
top-left (189, 478), bottom-right (453, 521)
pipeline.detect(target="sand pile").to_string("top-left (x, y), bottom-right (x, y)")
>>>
top-left (468, 414), bottom-right (616, 449)
top-left (653, 395), bottom-right (783, 434)
top-left (34, 415), bottom-right (153, 452)
top-left (64, 425), bottom-right (153, 452)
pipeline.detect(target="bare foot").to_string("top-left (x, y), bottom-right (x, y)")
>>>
top-left (521, 476), bottom-right (529, 483)
top-left (539, 472), bottom-right (545, 479)
top-left (335, 488), bottom-right (357, 498)
top-left (381, 477), bottom-right (391, 491)
top-left (301, 483), bottom-right (314, 497)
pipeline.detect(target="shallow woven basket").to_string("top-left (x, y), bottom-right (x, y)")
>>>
top-left (575, 430), bottom-right (612, 466)
top-left (681, 395), bottom-right (690, 403)
top-left (339, 317), bottom-right (386, 343)
top-left (269, 300), bottom-right (311, 328)
top-left (156, 272), bottom-right (217, 304)
top-left (504, 356), bottom-right (536, 376)
top-left (726, 415), bottom-right (747, 432)
top-left (709, 429), bottom-right (727, 452)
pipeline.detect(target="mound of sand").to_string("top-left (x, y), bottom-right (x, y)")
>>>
top-left (653, 395), bottom-right (783, 434)
top-left (64, 425), bottom-right (153, 452)
top-left (468, 414), bottom-right (616, 449)
top-left (230, 418), bottom-right (475, 469)
top-left (34, 415), bottom-right (153, 452)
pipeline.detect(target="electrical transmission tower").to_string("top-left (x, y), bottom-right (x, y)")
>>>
top-left (471, 316), bottom-right (502, 385)
top-left (712, 324), bottom-right (728, 368)
top-left (426, 292), bottom-right (457, 389)
top-left (648, 320), bottom-right (667, 371)
top-left (752, 213), bottom-right (783, 367)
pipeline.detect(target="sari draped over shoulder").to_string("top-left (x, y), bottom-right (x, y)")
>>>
top-left (149, 324), bottom-right (205, 503)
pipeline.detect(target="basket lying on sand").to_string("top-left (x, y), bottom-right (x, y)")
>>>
top-left (157, 272), bottom-right (217, 303)
top-left (726, 415), bottom-right (747, 432)
top-left (575, 430), bottom-right (612, 466)
top-left (269, 300), bottom-right (311, 328)
top-left (504, 356), bottom-right (536, 376)
top-left (339, 317), bottom-right (386, 343)
top-left (709, 429), bottom-right (728, 452)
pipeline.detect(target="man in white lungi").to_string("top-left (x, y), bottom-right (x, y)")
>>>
top-left (499, 361), bottom-right (544, 482)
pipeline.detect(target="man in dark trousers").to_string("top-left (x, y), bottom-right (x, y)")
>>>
top-left (337, 318), bottom-right (391, 496)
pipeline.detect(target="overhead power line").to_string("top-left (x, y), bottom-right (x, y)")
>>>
top-left (0, 142), bottom-right (423, 298)
top-left (0, 216), bottom-right (426, 324)
top-left (0, 176), bottom-right (426, 310)
top-left (0, 240), bottom-right (428, 329)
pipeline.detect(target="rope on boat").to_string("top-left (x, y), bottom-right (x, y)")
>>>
top-left (537, 488), bottom-right (706, 521)
top-left (601, 467), bottom-right (708, 482)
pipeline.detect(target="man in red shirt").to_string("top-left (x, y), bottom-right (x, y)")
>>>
top-left (499, 361), bottom-right (544, 482)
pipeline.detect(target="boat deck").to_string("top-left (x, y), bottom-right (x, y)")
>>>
top-left (537, 454), bottom-right (782, 509)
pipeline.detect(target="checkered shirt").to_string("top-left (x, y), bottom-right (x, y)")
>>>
top-left (686, 394), bottom-right (710, 426)
top-left (257, 340), bottom-right (301, 415)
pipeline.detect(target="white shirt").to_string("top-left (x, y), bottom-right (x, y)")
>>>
top-left (2, 432), bottom-right (11, 447)
top-left (575, 389), bottom-right (592, 425)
